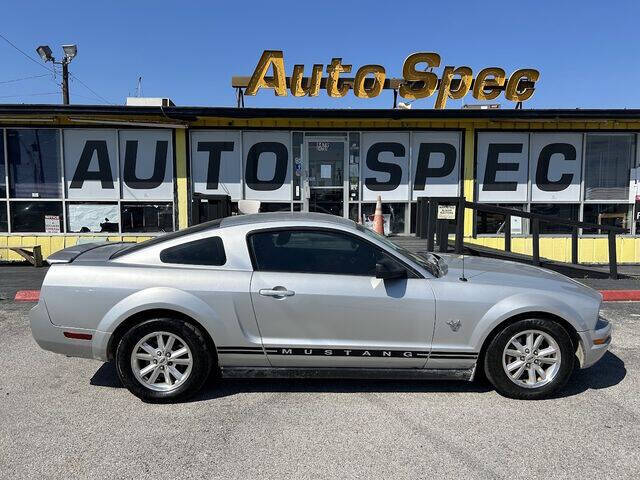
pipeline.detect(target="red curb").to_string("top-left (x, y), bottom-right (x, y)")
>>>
top-left (14, 290), bottom-right (40, 302)
top-left (599, 290), bottom-right (640, 302)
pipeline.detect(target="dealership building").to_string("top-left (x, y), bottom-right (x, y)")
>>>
top-left (0, 104), bottom-right (639, 263)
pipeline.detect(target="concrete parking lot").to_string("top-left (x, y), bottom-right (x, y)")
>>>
top-left (0, 298), bottom-right (638, 479)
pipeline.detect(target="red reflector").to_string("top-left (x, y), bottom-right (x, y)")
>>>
top-left (63, 331), bottom-right (92, 340)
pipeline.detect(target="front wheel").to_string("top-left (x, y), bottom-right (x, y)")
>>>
top-left (484, 319), bottom-right (575, 400)
top-left (115, 318), bottom-right (213, 403)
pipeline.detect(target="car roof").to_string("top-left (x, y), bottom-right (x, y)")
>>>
top-left (110, 213), bottom-right (357, 259)
top-left (219, 212), bottom-right (356, 229)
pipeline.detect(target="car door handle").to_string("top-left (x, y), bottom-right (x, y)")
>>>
top-left (259, 287), bottom-right (295, 298)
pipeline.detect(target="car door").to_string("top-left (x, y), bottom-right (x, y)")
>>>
top-left (248, 227), bottom-right (436, 368)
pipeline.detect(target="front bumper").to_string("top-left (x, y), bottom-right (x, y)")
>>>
top-left (29, 301), bottom-right (110, 361)
top-left (577, 317), bottom-right (612, 369)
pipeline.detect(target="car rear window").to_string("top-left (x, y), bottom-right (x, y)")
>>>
top-left (110, 218), bottom-right (223, 259)
top-left (160, 236), bottom-right (226, 266)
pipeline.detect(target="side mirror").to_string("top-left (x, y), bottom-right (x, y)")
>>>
top-left (375, 259), bottom-right (407, 280)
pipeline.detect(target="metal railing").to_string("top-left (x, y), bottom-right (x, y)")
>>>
top-left (416, 196), bottom-right (627, 279)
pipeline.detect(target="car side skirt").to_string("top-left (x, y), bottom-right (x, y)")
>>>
top-left (219, 367), bottom-right (475, 381)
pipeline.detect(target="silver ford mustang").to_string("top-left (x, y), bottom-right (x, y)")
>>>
top-left (30, 212), bottom-right (611, 402)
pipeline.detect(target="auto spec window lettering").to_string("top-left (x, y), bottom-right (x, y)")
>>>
top-left (190, 131), bottom-right (242, 199)
top-left (242, 131), bottom-right (292, 201)
top-left (119, 130), bottom-right (174, 200)
top-left (477, 132), bottom-right (585, 202)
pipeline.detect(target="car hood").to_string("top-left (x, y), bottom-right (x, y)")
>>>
top-left (436, 253), bottom-right (601, 300)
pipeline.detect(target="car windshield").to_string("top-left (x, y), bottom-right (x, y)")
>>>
top-left (356, 224), bottom-right (441, 277)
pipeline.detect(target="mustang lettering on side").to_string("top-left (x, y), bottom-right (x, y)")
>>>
top-left (30, 212), bottom-right (611, 402)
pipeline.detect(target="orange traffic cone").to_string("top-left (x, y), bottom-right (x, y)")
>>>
top-left (373, 195), bottom-right (384, 235)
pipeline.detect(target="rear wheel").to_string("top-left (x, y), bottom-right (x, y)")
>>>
top-left (115, 318), bottom-right (213, 403)
top-left (484, 318), bottom-right (574, 399)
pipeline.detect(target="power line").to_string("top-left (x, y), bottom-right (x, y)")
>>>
top-left (0, 73), bottom-right (50, 84)
top-left (0, 32), bottom-right (56, 74)
top-left (0, 92), bottom-right (59, 99)
top-left (0, 32), bottom-right (114, 105)
top-left (68, 72), bottom-right (115, 105)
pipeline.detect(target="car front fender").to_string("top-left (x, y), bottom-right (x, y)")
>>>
top-left (468, 292), bottom-right (591, 352)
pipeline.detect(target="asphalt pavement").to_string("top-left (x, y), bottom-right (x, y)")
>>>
top-left (0, 299), bottom-right (638, 479)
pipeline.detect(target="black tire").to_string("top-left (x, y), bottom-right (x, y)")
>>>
top-left (484, 318), bottom-right (575, 400)
top-left (115, 318), bottom-right (213, 403)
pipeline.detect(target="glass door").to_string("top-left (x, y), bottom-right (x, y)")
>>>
top-left (303, 138), bottom-right (348, 218)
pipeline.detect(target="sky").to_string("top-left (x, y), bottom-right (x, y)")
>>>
top-left (0, 1), bottom-right (639, 110)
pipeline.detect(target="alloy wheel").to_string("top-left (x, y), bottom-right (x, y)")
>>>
top-left (502, 329), bottom-right (561, 389)
top-left (130, 331), bottom-right (193, 392)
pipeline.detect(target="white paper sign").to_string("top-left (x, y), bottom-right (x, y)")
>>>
top-left (44, 215), bottom-right (60, 233)
top-left (437, 205), bottom-right (456, 220)
top-left (320, 164), bottom-right (332, 179)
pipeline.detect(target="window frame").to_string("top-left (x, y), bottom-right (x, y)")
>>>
top-left (245, 226), bottom-right (422, 278)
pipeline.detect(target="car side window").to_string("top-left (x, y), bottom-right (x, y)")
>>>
top-left (160, 236), bottom-right (226, 266)
top-left (249, 229), bottom-right (401, 276)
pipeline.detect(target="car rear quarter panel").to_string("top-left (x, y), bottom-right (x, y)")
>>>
top-left (41, 263), bottom-right (261, 361)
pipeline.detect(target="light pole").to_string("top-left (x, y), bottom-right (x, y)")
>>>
top-left (36, 44), bottom-right (77, 105)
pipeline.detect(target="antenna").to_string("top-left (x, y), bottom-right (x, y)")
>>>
top-left (135, 76), bottom-right (143, 97)
top-left (459, 252), bottom-right (468, 282)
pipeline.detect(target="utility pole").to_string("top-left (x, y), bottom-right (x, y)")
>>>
top-left (36, 44), bottom-right (77, 105)
top-left (61, 58), bottom-right (70, 104)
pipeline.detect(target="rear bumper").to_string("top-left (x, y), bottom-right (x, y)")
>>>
top-left (577, 317), bottom-right (612, 369)
top-left (29, 301), bottom-right (110, 361)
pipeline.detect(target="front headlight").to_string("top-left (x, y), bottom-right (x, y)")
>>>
top-left (595, 316), bottom-right (609, 331)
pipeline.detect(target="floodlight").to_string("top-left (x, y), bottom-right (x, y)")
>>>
top-left (62, 44), bottom-right (77, 61)
top-left (36, 45), bottom-right (54, 62)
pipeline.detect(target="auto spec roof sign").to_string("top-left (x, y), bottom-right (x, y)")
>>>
top-left (236, 50), bottom-right (539, 108)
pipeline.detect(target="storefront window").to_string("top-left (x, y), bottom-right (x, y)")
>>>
top-left (530, 204), bottom-right (579, 234)
top-left (361, 203), bottom-right (406, 235)
top-left (0, 132), bottom-right (6, 198)
top-left (0, 205), bottom-right (7, 232)
top-left (583, 204), bottom-right (632, 234)
top-left (476, 204), bottom-right (526, 235)
top-left (67, 203), bottom-right (119, 233)
top-left (259, 202), bottom-right (291, 213)
top-left (7, 129), bottom-right (61, 199)
top-left (10, 201), bottom-right (63, 233)
top-left (584, 134), bottom-right (635, 201)
top-left (121, 203), bottom-right (173, 233)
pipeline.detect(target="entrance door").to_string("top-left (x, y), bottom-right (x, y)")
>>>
top-left (303, 139), bottom-right (348, 218)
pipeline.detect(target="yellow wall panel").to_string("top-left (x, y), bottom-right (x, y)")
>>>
top-left (50, 237), bottom-right (65, 257)
top-left (64, 237), bottom-right (78, 248)
top-left (37, 237), bottom-right (52, 259)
